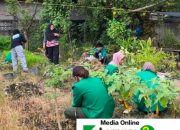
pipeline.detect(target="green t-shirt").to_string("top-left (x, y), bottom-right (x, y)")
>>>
top-left (134, 70), bottom-right (166, 112)
top-left (105, 64), bottom-right (118, 75)
top-left (72, 77), bottom-right (115, 118)
top-left (90, 48), bottom-right (107, 59)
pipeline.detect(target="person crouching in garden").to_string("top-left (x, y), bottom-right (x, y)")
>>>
top-left (45, 23), bottom-right (60, 64)
top-left (11, 29), bottom-right (28, 72)
top-left (133, 62), bottom-right (166, 113)
top-left (105, 51), bottom-right (125, 75)
top-left (64, 66), bottom-right (115, 119)
top-left (83, 42), bottom-right (108, 64)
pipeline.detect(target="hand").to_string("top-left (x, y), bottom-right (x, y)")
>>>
top-left (82, 52), bottom-right (88, 57)
top-left (54, 33), bottom-right (59, 36)
top-left (43, 43), bottom-right (45, 49)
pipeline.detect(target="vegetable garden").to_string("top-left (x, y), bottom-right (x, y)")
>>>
top-left (0, 0), bottom-right (180, 130)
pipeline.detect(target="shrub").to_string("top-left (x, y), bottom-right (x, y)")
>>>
top-left (133, 39), bottom-right (176, 71)
top-left (0, 35), bottom-right (11, 50)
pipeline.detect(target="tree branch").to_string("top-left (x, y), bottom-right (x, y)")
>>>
top-left (129, 0), bottom-right (166, 12)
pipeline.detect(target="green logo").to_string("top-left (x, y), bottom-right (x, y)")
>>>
top-left (140, 125), bottom-right (155, 130)
top-left (83, 125), bottom-right (95, 130)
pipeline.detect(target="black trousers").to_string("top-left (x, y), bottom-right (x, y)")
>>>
top-left (47, 45), bottom-right (59, 64)
top-left (64, 107), bottom-right (86, 120)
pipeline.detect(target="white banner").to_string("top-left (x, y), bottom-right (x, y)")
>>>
top-left (77, 119), bottom-right (180, 130)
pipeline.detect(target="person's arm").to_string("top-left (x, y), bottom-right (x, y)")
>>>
top-left (72, 85), bottom-right (82, 107)
top-left (101, 48), bottom-right (107, 59)
top-left (53, 30), bottom-right (60, 37)
top-left (21, 34), bottom-right (27, 43)
top-left (89, 48), bottom-right (97, 55)
top-left (43, 32), bottom-right (46, 48)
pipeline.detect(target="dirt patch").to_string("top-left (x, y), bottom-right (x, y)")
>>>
top-left (5, 82), bottom-right (43, 99)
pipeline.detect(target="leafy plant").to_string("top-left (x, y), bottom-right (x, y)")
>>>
top-left (45, 65), bottom-right (72, 89)
top-left (163, 28), bottom-right (180, 49)
top-left (134, 78), bottom-right (180, 114)
top-left (107, 18), bottom-right (131, 45)
top-left (0, 35), bottom-right (11, 50)
top-left (133, 38), bottom-right (176, 71)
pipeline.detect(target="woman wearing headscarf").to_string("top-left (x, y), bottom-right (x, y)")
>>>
top-left (64, 66), bottom-right (115, 119)
top-left (45, 23), bottom-right (60, 64)
top-left (105, 51), bottom-right (125, 75)
top-left (133, 62), bottom-right (166, 113)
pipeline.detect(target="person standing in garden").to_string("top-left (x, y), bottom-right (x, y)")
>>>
top-left (83, 42), bottom-right (108, 64)
top-left (105, 51), bottom-right (125, 75)
top-left (11, 29), bottom-right (28, 72)
top-left (45, 23), bottom-right (60, 64)
top-left (133, 62), bottom-right (166, 113)
top-left (64, 66), bottom-right (115, 119)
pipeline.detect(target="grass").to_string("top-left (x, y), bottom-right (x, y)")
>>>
top-left (0, 50), bottom-right (180, 130)
top-left (2, 50), bottom-right (49, 68)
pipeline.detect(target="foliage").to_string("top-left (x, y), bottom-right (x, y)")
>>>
top-left (45, 65), bottom-right (72, 88)
top-left (0, 35), bottom-right (11, 50)
top-left (89, 63), bottom-right (179, 111)
top-left (133, 38), bottom-right (176, 71)
top-left (135, 78), bottom-right (180, 109)
top-left (42, 0), bottom-right (72, 33)
top-left (3, 50), bottom-right (49, 67)
top-left (5, 0), bottom-right (41, 50)
top-left (163, 28), bottom-right (180, 49)
top-left (107, 18), bottom-right (131, 45)
top-left (25, 51), bottom-right (49, 67)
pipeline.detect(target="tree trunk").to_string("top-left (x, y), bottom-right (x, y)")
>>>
top-left (24, 31), bottom-right (29, 50)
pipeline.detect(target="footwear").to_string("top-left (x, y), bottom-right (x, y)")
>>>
top-left (23, 68), bottom-right (29, 73)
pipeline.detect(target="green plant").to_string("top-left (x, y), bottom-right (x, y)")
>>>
top-left (163, 28), bottom-right (180, 49)
top-left (133, 38), bottom-right (176, 71)
top-left (25, 51), bottom-right (49, 67)
top-left (134, 78), bottom-right (180, 115)
top-left (107, 19), bottom-right (131, 45)
top-left (45, 65), bottom-right (72, 88)
top-left (0, 35), bottom-right (11, 50)
top-left (3, 50), bottom-right (49, 67)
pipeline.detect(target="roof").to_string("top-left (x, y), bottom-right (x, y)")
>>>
top-left (150, 12), bottom-right (180, 22)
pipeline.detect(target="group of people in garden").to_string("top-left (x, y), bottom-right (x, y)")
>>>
top-left (6, 23), bottom-right (166, 119)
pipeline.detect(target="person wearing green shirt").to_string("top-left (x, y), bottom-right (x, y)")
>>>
top-left (83, 42), bottom-right (108, 64)
top-left (105, 51), bottom-right (125, 75)
top-left (64, 66), bottom-right (115, 119)
top-left (133, 62), bottom-right (166, 113)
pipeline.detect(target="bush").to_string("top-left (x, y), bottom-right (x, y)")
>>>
top-left (163, 29), bottom-right (180, 49)
top-left (0, 35), bottom-right (11, 50)
top-left (133, 39), bottom-right (176, 71)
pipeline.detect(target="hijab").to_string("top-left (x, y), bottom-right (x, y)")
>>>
top-left (143, 62), bottom-right (156, 72)
top-left (109, 51), bottom-right (125, 66)
top-left (45, 23), bottom-right (58, 41)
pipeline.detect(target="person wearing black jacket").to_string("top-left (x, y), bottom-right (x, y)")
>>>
top-left (11, 29), bottom-right (28, 72)
top-left (45, 23), bottom-right (60, 64)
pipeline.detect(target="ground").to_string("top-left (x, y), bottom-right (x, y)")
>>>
top-left (0, 64), bottom-right (180, 130)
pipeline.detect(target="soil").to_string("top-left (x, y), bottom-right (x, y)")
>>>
top-left (4, 82), bottom-right (43, 99)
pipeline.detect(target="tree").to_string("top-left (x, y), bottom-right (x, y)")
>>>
top-left (5, 0), bottom-right (40, 50)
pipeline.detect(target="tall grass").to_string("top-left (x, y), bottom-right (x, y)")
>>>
top-left (3, 50), bottom-right (49, 67)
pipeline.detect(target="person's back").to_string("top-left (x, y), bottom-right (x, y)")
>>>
top-left (11, 29), bottom-right (28, 72)
top-left (105, 51), bottom-right (125, 75)
top-left (11, 30), bottom-right (26, 49)
top-left (134, 62), bottom-right (166, 113)
top-left (73, 77), bottom-right (115, 118)
top-left (136, 70), bottom-right (158, 89)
